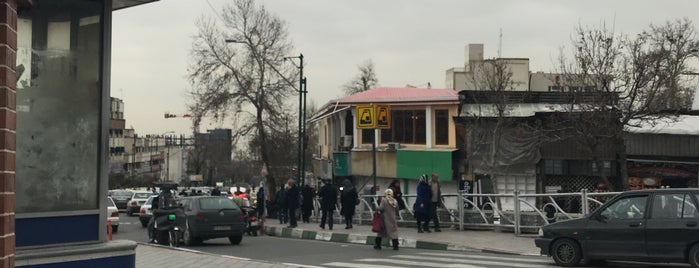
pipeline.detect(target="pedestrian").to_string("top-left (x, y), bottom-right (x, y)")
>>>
top-left (301, 184), bottom-right (314, 223)
top-left (211, 186), bottom-right (221, 196)
top-left (387, 179), bottom-right (406, 211)
top-left (427, 172), bottom-right (442, 232)
top-left (318, 178), bottom-right (338, 230)
top-left (374, 189), bottom-right (400, 250)
top-left (276, 185), bottom-right (288, 224)
top-left (256, 181), bottom-right (266, 234)
top-left (285, 179), bottom-right (300, 228)
top-left (414, 174), bottom-right (431, 233)
top-left (340, 179), bottom-right (358, 229)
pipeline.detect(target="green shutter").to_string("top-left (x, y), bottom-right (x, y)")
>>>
top-left (396, 150), bottom-right (453, 180)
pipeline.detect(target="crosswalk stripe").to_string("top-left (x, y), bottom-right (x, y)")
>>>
top-left (391, 255), bottom-right (548, 268)
top-left (354, 258), bottom-right (484, 268)
top-left (321, 262), bottom-right (411, 268)
top-left (415, 252), bottom-right (551, 264)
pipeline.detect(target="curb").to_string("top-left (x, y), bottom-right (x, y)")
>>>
top-left (263, 226), bottom-right (533, 256)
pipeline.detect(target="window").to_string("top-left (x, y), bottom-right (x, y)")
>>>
top-left (380, 110), bottom-right (426, 144)
top-left (16, 0), bottom-right (103, 213)
top-left (361, 129), bottom-right (374, 144)
top-left (548, 86), bottom-right (564, 92)
top-left (199, 197), bottom-right (238, 210)
top-left (435, 110), bottom-right (449, 145)
top-left (651, 194), bottom-right (698, 219)
top-left (592, 161), bottom-right (612, 176)
top-left (600, 195), bottom-right (648, 220)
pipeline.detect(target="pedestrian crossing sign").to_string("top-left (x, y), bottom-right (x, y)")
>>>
top-left (356, 105), bottom-right (375, 129)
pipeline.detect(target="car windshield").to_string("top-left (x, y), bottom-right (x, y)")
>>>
top-left (199, 197), bottom-right (238, 210)
top-left (133, 192), bottom-right (150, 199)
top-left (112, 191), bottom-right (132, 197)
top-left (107, 197), bottom-right (116, 207)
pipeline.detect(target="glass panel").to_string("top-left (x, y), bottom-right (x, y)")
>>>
top-left (600, 195), bottom-right (647, 220)
top-left (414, 110), bottom-right (426, 144)
top-left (651, 194), bottom-right (682, 219)
top-left (199, 197), bottom-right (238, 210)
top-left (16, 0), bottom-right (104, 213)
top-left (683, 194), bottom-right (699, 218)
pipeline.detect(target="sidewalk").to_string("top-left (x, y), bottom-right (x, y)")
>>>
top-left (135, 242), bottom-right (297, 268)
top-left (264, 220), bottom-right (540, 256)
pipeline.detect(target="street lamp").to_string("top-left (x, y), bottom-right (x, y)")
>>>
top-left (225, 39), bottom-right (308, 186)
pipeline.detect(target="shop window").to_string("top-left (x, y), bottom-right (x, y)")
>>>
top-left (544, 159), bottom-right (567, 175)
top-left (380, 109), bottom-right (426, 144)
top-left (435, 110), bottom-right (449, 145)
top-left (16, 0), bottom-right (103, 213)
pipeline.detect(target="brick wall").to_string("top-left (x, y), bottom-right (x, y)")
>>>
top-left (0, 0), bottom-right (16, 267)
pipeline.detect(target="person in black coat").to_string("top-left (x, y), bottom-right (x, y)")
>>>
top-left (317, 178), bottom-right (338, 230)
top-left (301, 184), bottom-right (314, 223)
top-left (340, 179), bottom-right (358, 229)
top-left (285, 179), bottom-right (300, 228)
top-left (276, 185), bottom-right (288, 224)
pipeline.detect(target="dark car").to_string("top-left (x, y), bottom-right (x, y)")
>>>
top-left (536, 188), bottom-right (699, 267)
top-left (178, 196), bottom-right (246, 246)
top-left (109, 190), bottom-right (134, 210)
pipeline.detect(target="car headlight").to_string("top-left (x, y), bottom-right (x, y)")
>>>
top-left (538, 228), bottom-right (544, 236)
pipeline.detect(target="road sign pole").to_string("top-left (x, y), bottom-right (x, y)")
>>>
top-left (372, 129), bottom-right (377, 196)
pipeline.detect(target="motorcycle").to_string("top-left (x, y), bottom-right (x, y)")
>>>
top-left (240, 206), bottom-right (260, 236)
top-left (152, 207), bottom-right (186, 247)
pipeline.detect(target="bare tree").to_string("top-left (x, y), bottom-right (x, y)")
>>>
top-left (557, 18), bottom-right (699, 190)
top-left (343, 59), bottom-right (379, 95)
top-left (187, 0), bottom-right (298, 197)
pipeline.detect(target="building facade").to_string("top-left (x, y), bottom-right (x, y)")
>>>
top-left (310, 87), bottom-right (461, 196)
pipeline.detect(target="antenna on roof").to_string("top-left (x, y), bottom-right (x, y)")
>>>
top-left (498, 28), bottom-right (503, 58)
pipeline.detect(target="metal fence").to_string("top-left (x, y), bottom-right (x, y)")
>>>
top-left (350, 189), bottom-right (620, 235)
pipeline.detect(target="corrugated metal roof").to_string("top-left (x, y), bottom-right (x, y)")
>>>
top-left (626, 115), bottom-right (699, 136)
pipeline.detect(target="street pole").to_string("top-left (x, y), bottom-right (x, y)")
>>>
top-left (372, 130), bottom-right (377, 195)
top-left (297, 54), bottom-right (304, 187)
top-left (166, 138), bottom-right (170, 182)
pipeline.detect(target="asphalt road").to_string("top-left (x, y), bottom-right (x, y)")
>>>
top-left (113, 213), bottom-right (692, 268)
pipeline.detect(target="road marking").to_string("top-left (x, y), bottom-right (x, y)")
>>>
top-left (321, 262), bottom-right (414, 268)
top-left (281, 263), bottom-right (326, 268)
top-left (391, 255), bottom-right (549, 268)
top-left (415, 252), bottom-right (552, 264)
top-left (354, 258), bottom-right (484, 268)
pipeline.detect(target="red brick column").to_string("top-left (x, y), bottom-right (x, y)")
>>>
top-left (0, 0), bottom-right (16, 267)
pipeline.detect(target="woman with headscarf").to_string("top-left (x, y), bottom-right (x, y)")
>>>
top-left (388, 179), bottom-right (406, 211)
top-left (413, 174), bottom-right (431, 233)
top-left (374, 189), bottom-right (400, 250)
top-left (340, 179), bottom-right (358, 229)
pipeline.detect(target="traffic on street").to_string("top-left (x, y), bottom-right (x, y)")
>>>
top-left (112, 210), bottom-right (695, 268)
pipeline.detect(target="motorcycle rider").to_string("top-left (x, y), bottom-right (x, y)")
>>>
top-left (148, 188), bottom-right (178, 243)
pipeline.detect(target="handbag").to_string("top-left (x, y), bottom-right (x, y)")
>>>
top-left (371, 212), bottom-right (383, 232)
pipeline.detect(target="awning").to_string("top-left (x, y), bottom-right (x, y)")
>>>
top-left (113, 0), bottom-right (159, 11)
top-left (307, 103), bottom-right (350, 124)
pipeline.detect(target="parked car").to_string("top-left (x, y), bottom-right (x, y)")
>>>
top-left (127, 191), bottom-right (152, 216)
top-left (178, 196), bottom-right (246, 246)
top-left (536, 188), bottom-right (699, 267)
top-left (107, 197), bottom-right (119, 233)
top-left (110, 190), bottom-right (134, 210)
top-left (139, 194), bottom-right (158, 227)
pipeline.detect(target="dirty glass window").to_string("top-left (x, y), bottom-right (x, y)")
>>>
top-left (380, 110), bottom-right (426, 144)
top-left (16, 0), bottom-right (103, 213)
top-left (434, 110), bottom-right (449, 145)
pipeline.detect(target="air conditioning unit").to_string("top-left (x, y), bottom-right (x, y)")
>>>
top-left (341, 136), bottom-right (353, 148)
top-left (387, 142), bottom-right (400, 151)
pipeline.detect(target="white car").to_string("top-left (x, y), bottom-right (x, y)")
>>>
top-left (126, 191), bottom-right (152, 216)
top-left (107, 197), bottom-right (120, 233)
top-left (139, 195), bottom-right (157, 227)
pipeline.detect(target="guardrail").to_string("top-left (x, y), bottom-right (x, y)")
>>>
top-left (348, 189), bottom-right (621, 235)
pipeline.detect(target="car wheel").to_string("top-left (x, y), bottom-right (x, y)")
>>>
top-left (689, 244), bottom-right (699, 268)
top-left (112, 225), bottom-right (119, 233)
top-left (127, 210), bottom-right (133, 216)
top-left (551, 238), bottom-right (582, 267)
top-left (140, 220), bottom-right (148, 227)
top-left (229, 235), bottom-right (243, 245)
top-left (252, 230), bottom-right (258, 237)
top-left (183, 221), bottom-right (197, 246)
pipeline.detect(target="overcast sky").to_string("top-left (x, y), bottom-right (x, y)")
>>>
top-left (111, 0), bottom-right (699, 136)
